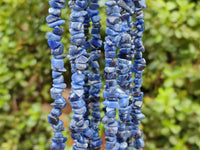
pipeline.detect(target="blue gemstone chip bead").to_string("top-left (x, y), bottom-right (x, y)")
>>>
top-left (46, 0), bottom-right (67, 150)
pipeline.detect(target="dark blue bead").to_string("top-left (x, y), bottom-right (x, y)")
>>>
top-left (53, 26), bottom-right (64, 35)
top-left (89, 3), bottom-right (99, 10)
top-left (91, 27), bottom-right (101, 34)
top-left (48, 114), bottom-right (59, 125)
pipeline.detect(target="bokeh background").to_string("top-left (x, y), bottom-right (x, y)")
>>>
top-left (0, 0), bottom-right (200, 149)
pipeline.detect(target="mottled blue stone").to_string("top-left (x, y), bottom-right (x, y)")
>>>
top-left (87, 9), bottom-right (99, 17)
top-left (91, 15), bottom-right (101, 23)
top-left (133, 0), bottom-right (146, 8)
top-left (48, 40), bottom-right (62, 49)
top-left (51, 107), bottom-right (62, 116)
top-left (48, 114), bottom-right (59, 125)
top-left (51, 142), bottom-right (66, 150)
top-left (50, 87), bottom-right (63, 99)
top-left (76, 0), bottom-right (88, 9)
top-left (47, 32), bottom-right (62, 41)
top-left (70, 22), bottom-right (83, 30)
top-left (89, 3), bottom-right (99, 10)
top-left (53, 26), bottom-right (64, 35)
top-left (71, 100), bottom-right (85, 109)
top-left (49, 1), bottom-right (66, 9)
top-left (48, 8), bottom-right (61, 16)
top-left (103, 101), bottom-right (119, 108)
top-left (46, 15), bottom-right (61, 24)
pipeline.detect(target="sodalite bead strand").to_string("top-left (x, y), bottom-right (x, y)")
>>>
top-left (102, 0), bottom-right (122, 149)
top-left (117, 0), bottom-right (135, 149)
top-left (87, 0), bottom-right (103, 149)
top-left (115, 13), bottom-right (132, 150)
top-left (130, 1), bottom-right (146, 150)
top-left (46, 0), bottom-right (67, 149)
top-left (83, 4), bottom-right (91, 123)
top-left (68, 0), bottom-right (93, 149)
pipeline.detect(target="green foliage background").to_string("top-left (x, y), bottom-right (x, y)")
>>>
top-left (0, 0), bottom-right (200, 149)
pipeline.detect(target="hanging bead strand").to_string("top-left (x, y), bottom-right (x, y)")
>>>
top-left (117, 0), bottom-right (136, 149)
top-left (130, 1), bottom-right (146, 150)
top-left (46, 0), bottom-right (67, 149)
top-left (87, 0), bottom-right (103, 149)
top-left (115, 0), bottom-right (134, 148)
top-left (68, 0), bottom-right (93, 149)
top-left (83, 1), bottom-right (91, 122)
top-left (102, 0), bottom-right (123, 149)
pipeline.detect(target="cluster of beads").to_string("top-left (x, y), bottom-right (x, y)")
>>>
top-left (46, 0), bottom-right (147, 149)
top-left (102, 0), bottom-right (122, 149)
top-left (87, 0), bottom-right (103, 149)
top-left (130, 0), bottom-right (146, 150)
top-left (46, 0), bottom-right (68, 149)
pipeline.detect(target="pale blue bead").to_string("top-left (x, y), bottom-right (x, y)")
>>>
top-left (48, 8), bottom-right (61, 16)
top-left (105, 0), bottom-right (116, 7)
top-left (91, 15), bottom-right (101, 23)
top-left (53, 83), bottom-right (67, 88)
top-left (103, 101), bottom-right (119, 108)
top-left (70, 22), bottom-right (83, 30)
top-left (49, 1), bottom-right (66, 9)
top-left (51, 58), bottom-right (64, 70)
top-left (50, 87), bottom-right (63, 99)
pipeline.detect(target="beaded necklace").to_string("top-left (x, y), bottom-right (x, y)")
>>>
top-left (47, 0), bottom-right (146, 149)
